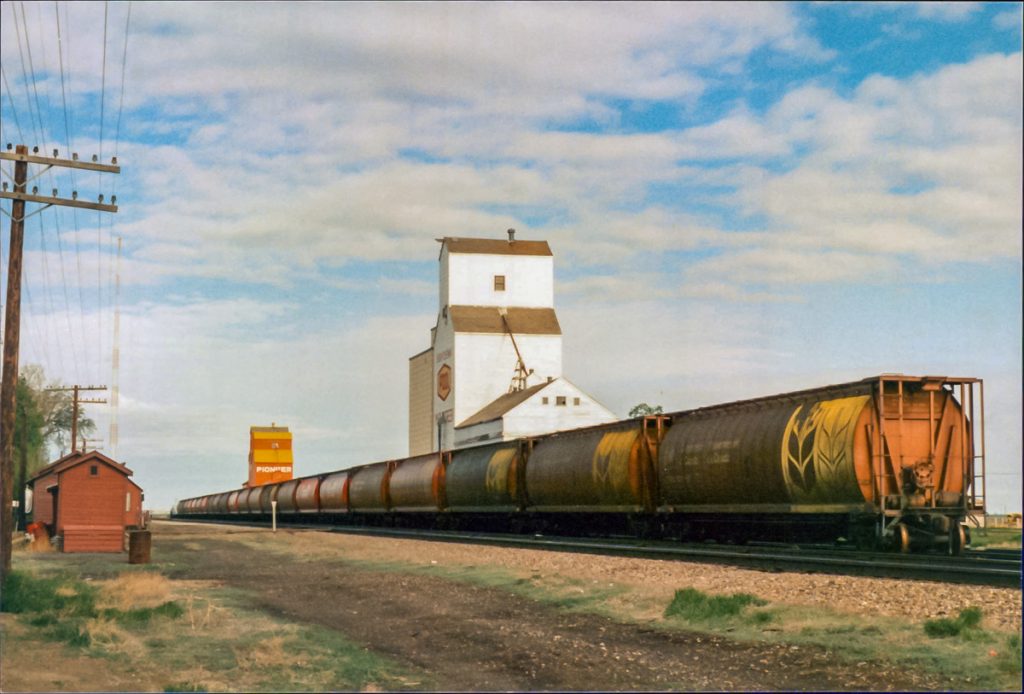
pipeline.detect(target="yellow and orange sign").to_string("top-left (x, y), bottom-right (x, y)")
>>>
top-left (248, 426), bottom-right (293, 487)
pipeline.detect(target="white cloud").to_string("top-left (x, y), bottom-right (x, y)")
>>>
top-left (993, 6), bottom-right (1023, 31)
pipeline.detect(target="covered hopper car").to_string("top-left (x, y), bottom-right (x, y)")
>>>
top-left (174, 375), bottom-right (986, 553)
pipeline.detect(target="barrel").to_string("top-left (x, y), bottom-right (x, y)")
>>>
top-left (128, 530), bottom-right (152, 564)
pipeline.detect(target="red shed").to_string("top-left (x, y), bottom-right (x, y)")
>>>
top-left (27, 451), bottom-right (145, 553)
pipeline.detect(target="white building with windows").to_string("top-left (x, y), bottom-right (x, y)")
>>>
top-left (408, 231), bottom-right (616, 454)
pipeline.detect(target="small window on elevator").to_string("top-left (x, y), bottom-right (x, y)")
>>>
top-left (494, 275), bottom-right (506, 291)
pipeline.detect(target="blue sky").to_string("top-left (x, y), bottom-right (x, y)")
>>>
top-left (1, 1), bottom-right (1021, 512)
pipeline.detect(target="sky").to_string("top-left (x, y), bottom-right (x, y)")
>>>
top-left (0, 1), bottom-right (1020, 513)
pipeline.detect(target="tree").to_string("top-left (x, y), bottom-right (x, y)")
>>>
top-left (628, 403), bottom-right (663, 418)
top-left (14, 378), bottom-right (44, 529)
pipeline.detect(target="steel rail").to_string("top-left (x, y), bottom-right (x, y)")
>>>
top-left (168, 517), bottom-right (1021, 589)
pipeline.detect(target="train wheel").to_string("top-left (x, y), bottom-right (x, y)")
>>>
top-left (947, 524), bottom-right (966, 556)
top-left (893, 523), bottom-right (912, 553)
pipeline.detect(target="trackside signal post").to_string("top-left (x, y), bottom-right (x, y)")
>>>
top-left (0, 144), bottom-right (119, 579)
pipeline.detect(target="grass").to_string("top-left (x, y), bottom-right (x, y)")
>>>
top-left (969, 527), bottom-right (1022, 549)
top-left (924, 606), bottom-right (984, 638)
top-left (1, 569), bottom-right (185, 648)
top-left (664, 587), bottom-right (769, 623)
top-left (5, 554), bottom-right (418, 693)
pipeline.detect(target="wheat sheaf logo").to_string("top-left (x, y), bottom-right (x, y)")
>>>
top-left (781, 396), bottom-right (868, 502)
top-left (785, 406), bottom-right (818, 493)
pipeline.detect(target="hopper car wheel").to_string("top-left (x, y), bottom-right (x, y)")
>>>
top-left (893, 523), bottom-right (912, 554)
top-left (947, 524), bottom-right (967, 556)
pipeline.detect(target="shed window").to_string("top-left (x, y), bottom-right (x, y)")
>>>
top-left (494, 275), bottom-right (505, 291)
top-left (574, 397), bottom-right (581, 406)
top-left (90, 465), bottom-right (99, 477)
top-left (556, 396), bottom-right (567, 406)
top-left (542, 397), bottom-right (549, 405)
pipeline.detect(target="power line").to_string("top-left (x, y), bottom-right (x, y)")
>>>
top-left (0, 66), bottom-right (27, 145)
top-left (56, 1), bottom-right (90, 381)
top-left (17, 1), bottom-right (51, 151)
top-left (31, 1), bottom-right (80, 380)
top-left (113, 2), bottom-right (131, 158)
top-left (9, 2), bottom-right (44, 146)
top-left (97, 1), bottom-right (109, 381)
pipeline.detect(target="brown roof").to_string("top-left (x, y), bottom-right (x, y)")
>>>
top-left (27, 450), bottom-right (134, 484)
top-left (450, 305), bottom-right (561, 335)
top-left (456, 381), bottom-right (554, 428)
top-left (440, 237), bottom-right (552, 257)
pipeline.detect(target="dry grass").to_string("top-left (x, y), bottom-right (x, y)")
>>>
top-left (234, 633), bottom-right (308, 671)
top-left (84, 616), bottom-right (149, 659)
top-left (96, 571), bottom-right (173, 611)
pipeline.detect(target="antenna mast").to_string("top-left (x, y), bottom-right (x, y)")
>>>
top-left (110, 237), bottom-right (122, 458)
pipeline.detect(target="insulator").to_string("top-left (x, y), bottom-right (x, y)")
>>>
top-left (5, 143), bottom-right (11, 150)
top-left (92, 154), bottom-right (98, 162)
top-left (31, 186), bottom-right (38, 195)
top-left (52, 188), bottom-right (58, 196)
top-left (33, 146), bottom-right (39, 153)
top-left (53, 149), bottom-right (58, 157)
top-left (111, 195), bottom-right (117, 205)
top-left (72, 152), bottom-right (79, 161)
top-left (72, 191), bottom-right (78, 200)
top-left (98, 194), bottom-right (104, 203)
top-left (2, 182), bottom-right (7, 191)
top-left (112, 157), bottom-right (118, 165)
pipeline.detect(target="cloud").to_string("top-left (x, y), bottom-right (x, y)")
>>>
top-left (993, 6), bottom-right (1023, 31)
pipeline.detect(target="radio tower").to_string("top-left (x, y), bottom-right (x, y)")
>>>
top-left (109, 237), bottom-right (122, 459)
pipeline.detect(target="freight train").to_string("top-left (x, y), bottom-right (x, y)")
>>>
top-left (173, 374), bottom-right (986, 554)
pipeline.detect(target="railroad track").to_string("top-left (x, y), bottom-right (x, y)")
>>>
top-left (168, 518), bottom-right (1021, 588)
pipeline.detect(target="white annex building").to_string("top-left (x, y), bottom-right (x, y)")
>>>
top-left (408, 231), bottom-right (617, 454)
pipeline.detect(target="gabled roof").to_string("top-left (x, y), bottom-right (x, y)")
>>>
top-left (440, 237), bottom-right (552, 257)
top-left (450, 306), bottom-right (561, 335)
top-left (27, 450), bottom-right (135, 484)
top-left (456, 381), bottom-right (554, 429)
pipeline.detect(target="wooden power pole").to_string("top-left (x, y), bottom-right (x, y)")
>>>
top-left (46, 385), bottom-right (108, 454)
top-left (0, 144), bottom-right (119, 579)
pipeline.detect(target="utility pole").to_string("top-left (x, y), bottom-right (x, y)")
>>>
top-left (46, 385), bottom-right (108, 454)
top-left (79, 437), bottom-right (105, 453)
top-left (0, 144), bottom-right (119, 578)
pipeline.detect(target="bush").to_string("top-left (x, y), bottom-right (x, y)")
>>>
top-left (924, 607), bottom-right (984, 638)
top-left (664, 587), bottom-right (767, 622)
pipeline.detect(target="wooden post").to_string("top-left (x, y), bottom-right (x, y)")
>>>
top-left (0, 145), bottom-right (29, 575)
top-left (0, 146), bottom-right (119, 583)
top-left (71, 385), bottom-right (80, 453)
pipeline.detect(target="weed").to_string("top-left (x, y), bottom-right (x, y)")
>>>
top-left (664, 587), bottom-right (767, 623)
top-left (924, 606), bottom-right (984, 639)
top-left (163, 682), bottom-right (204, 692)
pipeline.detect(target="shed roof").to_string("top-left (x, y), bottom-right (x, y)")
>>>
top-left (450, 305), bottom-right (561, 335)
top-left (440, 237), bottom-right (552, 257)
top-left (456, 381), bottom-right (554, 429)
top-left (27, 450), bottom-right (135, 485)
